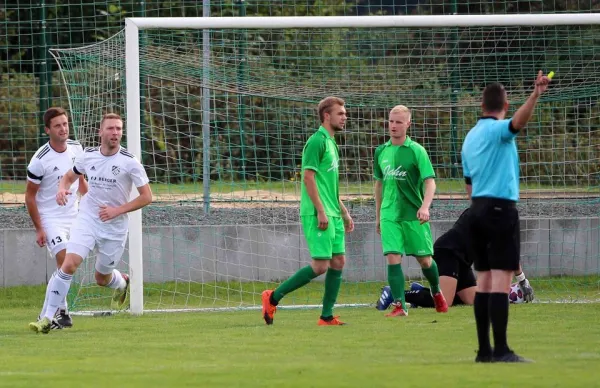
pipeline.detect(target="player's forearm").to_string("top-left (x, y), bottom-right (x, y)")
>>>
top-left (511, 90), bottom-right (541, 131)
top-left (24, 197), bottom-right (43, 231)
top-left (465, 184), bottom-right (472, 200)
top-left (78, 176), bottom-right (89, 195)
top-left (422, 178), bottom-right (436, 209)
top-left (304, 175), bottom-right (325, 213)
top-left (116, 191), bottom-right (153, 215)
top-left (59, 170), bottom-right (78, 192)
top-left (374, 180), bottom-right (383, 220)
top-left (338, 199), bottom-right (349, 218)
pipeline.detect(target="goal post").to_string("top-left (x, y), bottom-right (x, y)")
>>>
top-left (52, 14), bottom-right (600, 315)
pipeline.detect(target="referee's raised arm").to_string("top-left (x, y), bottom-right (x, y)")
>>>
top-left (460, 71), bottom-right (551, 364)
top-left (511, 70), bottom-right (551, 131)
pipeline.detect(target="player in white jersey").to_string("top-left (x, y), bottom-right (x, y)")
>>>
top-left (30, 113), bottom-right (153, 334)
top-left (25, 107), bottom-right (88, 329)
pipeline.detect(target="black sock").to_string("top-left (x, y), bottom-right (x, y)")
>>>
top-left (404, 288), bottom-right (435, 308)
top-left (474, 292), bottom-right (492, 355)
top-left (269, 294), bottom-right (279, 306)
top-left (489, 292), bottom-right (510, 356)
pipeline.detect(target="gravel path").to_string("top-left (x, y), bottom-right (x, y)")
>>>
top-left (1, 198), bottom-right (598, 229)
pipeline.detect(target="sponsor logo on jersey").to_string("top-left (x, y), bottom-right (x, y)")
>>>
top-left (91, 166), bottom-right (96, 171)
top-left (53, 166), bottom-right (59, 172)
top-left (383, 164), bottom-right (407, 180)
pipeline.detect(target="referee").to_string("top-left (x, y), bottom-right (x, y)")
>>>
top-left (461, 71), bottom-right (550, 363)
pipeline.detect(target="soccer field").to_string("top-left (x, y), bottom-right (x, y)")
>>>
top-left (1, 294), bottom-right (598, 387)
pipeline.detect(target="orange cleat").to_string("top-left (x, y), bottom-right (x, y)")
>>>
top-left (317, 316), bottom-right (346, 326)
top-left (433, 292), bottom-right (448, 313)
top-left (385, 304), bottom-right (408, 317)
top-left (261, 290), bottom-right (277, 325)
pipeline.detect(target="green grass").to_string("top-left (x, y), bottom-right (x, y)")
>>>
top-left (1, 300), bottom-right (599, 387)
top-left (1, 179), bottom-right (595, 199)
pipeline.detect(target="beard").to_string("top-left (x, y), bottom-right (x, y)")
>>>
top-left (332, 123), bottom-right (345, 132)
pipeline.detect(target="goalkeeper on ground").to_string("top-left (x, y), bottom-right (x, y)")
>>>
top-left (376, 208), bottom-right (534, 310)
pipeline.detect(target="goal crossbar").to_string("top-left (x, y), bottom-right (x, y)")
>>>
top-left (126, 13), bottom-right (600, 29)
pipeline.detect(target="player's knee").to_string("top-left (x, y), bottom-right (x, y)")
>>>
top-left (55, 249), bottom-right (67, 268)
top-left (60, 254), bottom-right (81, 275)
top-left (386, 253), bottom-right (402, 265)
top-left (311, 260), bottom-right (329, 275)
top-left (417, 255), bottom-right (433, 268)
top-left (330, 255), bottom-right (345, 270)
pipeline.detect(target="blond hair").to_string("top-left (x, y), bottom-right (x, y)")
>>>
top-left (100, 113), bottom-right (122, 127)
top-left (389, 105), bottom-right (411, 119)
top-left (317, 96), bottom-right (345, 123)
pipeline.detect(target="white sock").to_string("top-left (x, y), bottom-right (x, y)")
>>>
top-left (39, 271), bottom-right (55, 319)
top-left (43, 269), bottom-right (73, 320)
top-left (59, 296), bottom-right (68, 312)
top-left (106, 269), bottom-right (126, 290)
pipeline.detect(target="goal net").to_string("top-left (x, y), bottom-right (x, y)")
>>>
top-left (50, 15), bottom-right (600, 314)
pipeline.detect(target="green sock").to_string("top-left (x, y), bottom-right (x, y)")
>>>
top-left (321, 268), bottom-right (343, 318)
top-left (388, 264), bottom-right (407, 310)
top-left (273, 265), bottom-right (318, 302)
top-left (422, 260), bottom-right (441, 294)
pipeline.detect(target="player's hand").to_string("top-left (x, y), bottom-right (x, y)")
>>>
top-left (99, 205), bottom-right (122, 222)
top-left (35, 229), bottom-right (47, 247)
top-left (533, 70), bottom-right (551, 96)
top-left (342, 212), bottom-right (354, 233)
top-left (317, 211), bottom-right (329, 231)
top-left (417, 206), bottom-right (430, 224)
top-left (376, 220), bottom-right (381, 235)
top-left (56, 189), bottom-right (72, 206)
top-left (518, 278), bottom-right (534, 303)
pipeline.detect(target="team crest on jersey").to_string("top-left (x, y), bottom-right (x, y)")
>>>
top-left (112, 166), bottom-right (121, 176)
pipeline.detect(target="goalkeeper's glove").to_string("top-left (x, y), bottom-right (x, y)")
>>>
top-left (516, 272), bottom-right (534, 303)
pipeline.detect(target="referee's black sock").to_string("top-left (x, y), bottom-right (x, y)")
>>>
top-left (474, 292), bottom-right (492, 355)
top-left (489, 292), bottom-right (510, 356)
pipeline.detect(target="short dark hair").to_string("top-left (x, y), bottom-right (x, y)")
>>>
top-left (43, 107), bottom-right (68, 128)
top-left (317, 96), bottom-right (345, 123)
top-left (482, 82), bottom-right (507, 113)
top-left (100, 113), bottom-right (122, 127)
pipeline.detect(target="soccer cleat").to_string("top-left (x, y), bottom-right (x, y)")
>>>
top-left (111, 273), bottom-right (130, 311)
top-left (475, 351), bottom-right (493, 363)
top-left (385, 303), bottom-right (408, 317)
top-left (29, 317), bottom-right (57, 334)
top-left (55, 310), bottom-right (73, 328)
top-left (432, 292), bottom-right (449, 313)
top-left (376, 286), bottom-right (393, 310)
top-left (493, 350), bottom-right (533, 363)
top-left (317, 316), bottom-right (346, 326)
top-left (410, 282), bottom-right (425, 291)
top-left (261, 290), bottom-right (277, 325)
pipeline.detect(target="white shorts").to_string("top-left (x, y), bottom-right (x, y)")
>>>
top-left (66, 214), bottom-right (128, 275)
top-left (42, 219), bottom-right (72, 257)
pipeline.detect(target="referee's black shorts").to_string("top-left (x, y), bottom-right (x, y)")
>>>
top-left (467, 197), bottom-right (520, 272)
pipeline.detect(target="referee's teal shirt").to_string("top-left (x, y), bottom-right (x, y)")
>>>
top-left (461, 117), bottom-right (520, 202)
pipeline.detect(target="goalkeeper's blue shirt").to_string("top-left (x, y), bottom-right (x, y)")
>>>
top-left (461, 117), bottom-right (520, 202)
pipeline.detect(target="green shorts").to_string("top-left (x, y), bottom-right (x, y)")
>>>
top-left (380, 219), bottom-right (433, 257)
top-left (301, 215), bottom-right (345, 259)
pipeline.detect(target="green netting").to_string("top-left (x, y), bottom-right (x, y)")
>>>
top-left (49, 20), bottom-right (600, 311)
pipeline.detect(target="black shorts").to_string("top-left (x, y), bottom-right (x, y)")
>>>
top-left (467, 197), bottom-right (520, 272)
top-left (434, 248), bottom-right (477, 292)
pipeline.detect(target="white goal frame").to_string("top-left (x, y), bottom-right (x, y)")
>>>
top-left (124, 13), bottom-right (600, 315)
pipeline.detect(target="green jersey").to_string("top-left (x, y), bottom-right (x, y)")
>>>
top-left (300, 126), bottom-right (341, 217)
top-left (373, 136), bottom-right (435, 221)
